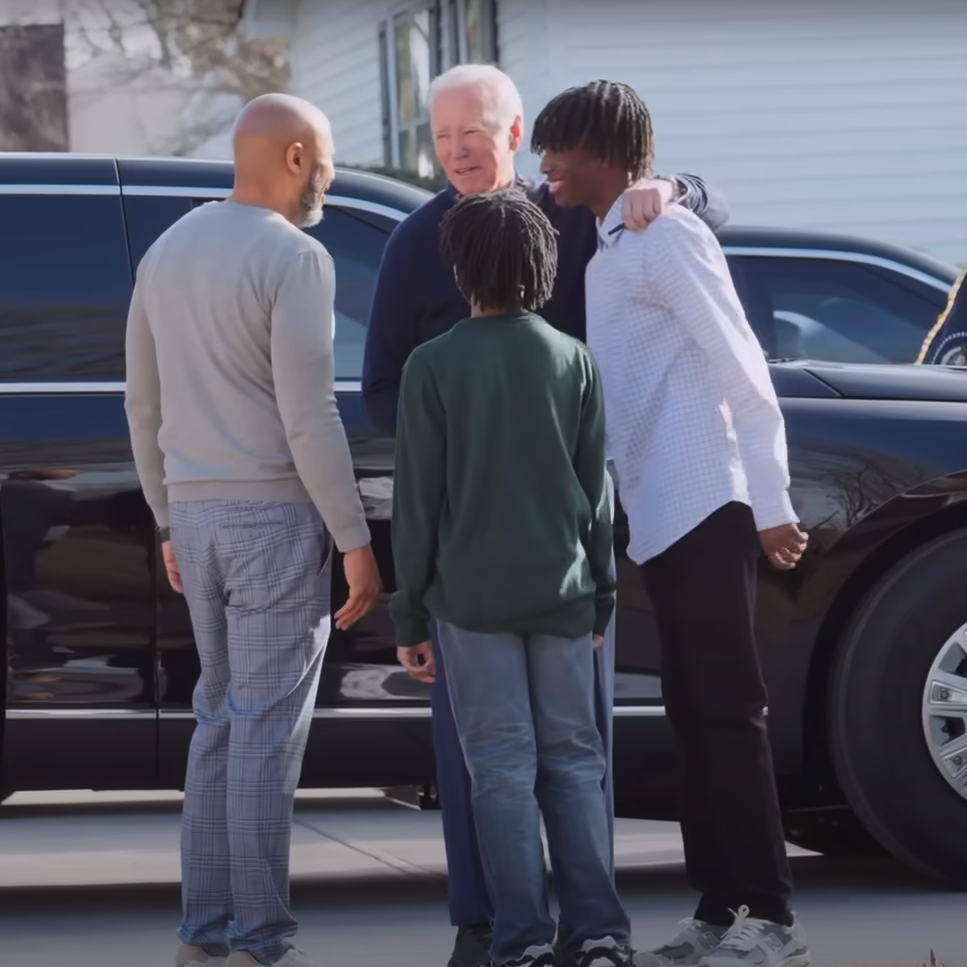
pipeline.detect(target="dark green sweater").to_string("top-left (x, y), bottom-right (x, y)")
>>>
top-left (391, 313), bottom-right (614, 648)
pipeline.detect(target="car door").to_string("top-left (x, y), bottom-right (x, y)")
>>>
top-left (0, 165), bottom-right (156, 792)
top-left (726, 252), bottom-right (949, 364)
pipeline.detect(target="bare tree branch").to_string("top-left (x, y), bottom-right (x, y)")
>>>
top-left (61, 0), bottom-right (291, 155)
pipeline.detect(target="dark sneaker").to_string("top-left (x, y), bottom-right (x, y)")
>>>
top-left (634, 920), bottom-right (728, 966)
top-left (448, 924), bottom-right (494, 967)
top-left (498, 944), bottom-right (557, 967)
top-left (574, 937), bottom-right (635, 967)
top-left (699, 907), bottom-right (810, 967)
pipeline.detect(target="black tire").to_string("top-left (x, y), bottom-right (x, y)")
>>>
top-left (829, 530), bottom-right (967, 886)
top-left (783, 808), bottom-right (888, 858)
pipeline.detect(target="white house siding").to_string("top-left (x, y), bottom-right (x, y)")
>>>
top-left (288, 0), bottom-right (388, 168)
top-left (499, 0), bottom-right (967, 264)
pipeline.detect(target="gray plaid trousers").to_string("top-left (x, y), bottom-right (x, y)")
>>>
top-left (170, 500), bottom-right (332, 962)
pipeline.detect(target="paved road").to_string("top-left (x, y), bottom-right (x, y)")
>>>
top-left (0, 790), bottom-right (964, 966)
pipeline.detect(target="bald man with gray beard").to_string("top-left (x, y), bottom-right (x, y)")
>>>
top-left (124, 94), bottom-right (381, 967)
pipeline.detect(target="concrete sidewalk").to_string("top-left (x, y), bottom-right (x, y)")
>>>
top-left (2, 791), bottom-right (965, 966)
top-left (0, 788), bottom-right (691, 890)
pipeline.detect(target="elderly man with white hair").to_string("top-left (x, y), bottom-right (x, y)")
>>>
top-left (363, 64), bottom-right (729, 967)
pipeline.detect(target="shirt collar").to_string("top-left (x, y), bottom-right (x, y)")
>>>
top-left (596, 195), bottom-right (626, 249)
top-left (445, 171), bottom-right (532, 202)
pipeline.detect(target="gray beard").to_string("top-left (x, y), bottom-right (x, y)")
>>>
top-left (295, 166), bottom-right (326, 227)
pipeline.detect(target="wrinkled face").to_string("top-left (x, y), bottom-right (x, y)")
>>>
top-left (287, 124), bottom-right (336, 227)
top-left (539, 144), bottom-right (605, 209)
top-left (431, 85), bottom-right (521, 196)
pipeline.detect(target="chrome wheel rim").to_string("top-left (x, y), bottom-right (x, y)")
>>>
top-left (922, 625), bottom-right (967, 802)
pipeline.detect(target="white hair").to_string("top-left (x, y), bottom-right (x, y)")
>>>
top-left (428, 64), bottom-right (525, 134)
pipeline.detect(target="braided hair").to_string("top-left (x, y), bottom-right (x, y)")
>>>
top-left (531, 80), bottom-right (654, 180)
top-left (439, 189), bottom-right (559, 314)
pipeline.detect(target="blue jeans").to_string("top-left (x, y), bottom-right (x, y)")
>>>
top-left (432, 470), bottom-right (617, 932)
top-left (437, 623), bottom-right (631, 965)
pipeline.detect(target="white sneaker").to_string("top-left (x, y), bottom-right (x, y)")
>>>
top-left (227, 949), bottom-right (320, 967)
top-left (176, 945), bottom-right (227, 967)
top-left (699, 907), bottom-right (810, 967)
top-left (634, 920), bottom-right (728, 966)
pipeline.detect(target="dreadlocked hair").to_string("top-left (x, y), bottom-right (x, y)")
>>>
top-left (531, 79), bottom-right (654, 180)
top-left (439, 189), bottom-right (559, 314)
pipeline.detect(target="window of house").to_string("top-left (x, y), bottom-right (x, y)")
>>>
top-left (381, 0), bottom-right (498, 176)
top-left (446, 0), bottom-right (497, 64)
top-left (383, 6), bottom-right (438, 178)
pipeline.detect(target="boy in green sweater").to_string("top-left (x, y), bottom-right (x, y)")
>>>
top-left (391, 190), bottom-right (633, 967)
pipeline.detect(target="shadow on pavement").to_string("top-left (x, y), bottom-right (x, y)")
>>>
top-left (617, 853), bottom-right (951, 898)
top-left (0, 852), bottom-right (949, 914)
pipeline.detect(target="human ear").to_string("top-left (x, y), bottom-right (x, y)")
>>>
top-left (508, 115), bottom-right (524, 153)
top-left (285, 141), bottom-right (305, 176)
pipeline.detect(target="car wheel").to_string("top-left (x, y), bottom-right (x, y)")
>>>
top-left (783, 808), bottom-right (887, 858)
top-left (829, 530), bottom-right (967, 885)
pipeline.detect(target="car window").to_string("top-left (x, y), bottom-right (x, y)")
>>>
top-left (124, 194), bottom-right (192, 268)
top-left (304, 206), bottom-right (397, 380)
top-left (0, 192), bottom-right (132, 381)
top-left (727, 255), bottom-right (947, 364)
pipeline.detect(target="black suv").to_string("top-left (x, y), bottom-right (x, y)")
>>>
top-left (2, 155), bottom-right (966, 888)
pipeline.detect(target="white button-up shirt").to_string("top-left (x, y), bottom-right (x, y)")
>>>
top-left (585, 201), bottom-right (796, 565)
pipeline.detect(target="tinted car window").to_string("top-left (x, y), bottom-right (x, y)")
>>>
top-left (124, 194), bottom-right (192, 268)
top-left (728, 256), bottom-right (946, 364)
top-left (304, 207), bottom-right (396, 380)
top-left (0, 192), bottom-right (132, 381)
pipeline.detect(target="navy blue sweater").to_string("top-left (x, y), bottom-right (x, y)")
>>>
top-left (362, 175), bottom-right (729, 436)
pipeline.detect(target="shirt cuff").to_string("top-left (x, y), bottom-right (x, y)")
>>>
top-left (750, 490), bottom-right (798, 532)
top-left (594, 594), bottom-right (616, 638)
top-left (593, 611), bottom-right (613, 639)
top-left (394, 616), bottom-right (431, 649)
top-left (331, 520), bottom-right (372, 555)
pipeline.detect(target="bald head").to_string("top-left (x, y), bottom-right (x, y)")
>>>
top-left (230, 93), bottom-right (335, 228)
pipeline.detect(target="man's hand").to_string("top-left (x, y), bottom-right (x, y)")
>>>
top-left (760, 523), bottom-right (808, 571)
top-left (397, 641), bottom-right (435, 683)
top-left (161, 540), bottom-right (184, 594)
top-left (593, 635), bottom-right (604, 650)
top-left (336, 544), bottom-right (382, 630)
top-left (620, 177), bottom-right (677, 232)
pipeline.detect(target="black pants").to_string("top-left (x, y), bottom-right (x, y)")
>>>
top-left (641, 501), bottom-right (793, 927)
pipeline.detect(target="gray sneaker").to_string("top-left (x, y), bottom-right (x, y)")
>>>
top-left (633, 920), bottom-right (728, 966)
top-left (699, 907), bottom-right (810, 967)
top-left (176, 945), bottom-right (227, 967)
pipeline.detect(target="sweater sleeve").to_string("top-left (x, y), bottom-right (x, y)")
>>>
top-left (390, 351), bottom-right (446, 648)
top-left (270, 248), bottom-right (371, 553)
top-left (572, 352), bottom-right (616, 637)
top-left (674, 172), bottom-right (730, 232)
top-left (362, 225), bottom-right (423, 437)
top-left (124, 278), bottom-right (169, 530)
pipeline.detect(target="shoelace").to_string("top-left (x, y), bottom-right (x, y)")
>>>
top-left (715, 906), bottom-right (763, 953)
